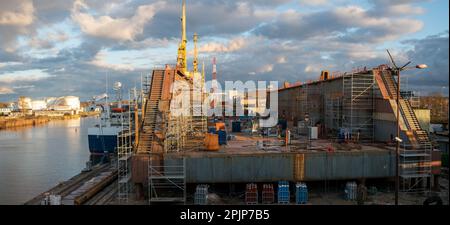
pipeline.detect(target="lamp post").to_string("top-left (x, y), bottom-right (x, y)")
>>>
top-left (387, 50), bottom-right (427, 205)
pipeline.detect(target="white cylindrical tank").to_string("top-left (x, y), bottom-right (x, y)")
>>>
top-left (18, 97), bottom-right (32, 110)
top-left (63, 96), bottom-right (80, 110)
top-left (31, 100), bottom-right (47, 111)
top-left (45, 97), bottom-right (57, 105)
top-left (46, 96), bottom-right (80, 111)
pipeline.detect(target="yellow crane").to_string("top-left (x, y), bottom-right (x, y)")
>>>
top-left (193, 33), bottom-right (198, 74)
top-left (177, 0), bottom-right (188, 76)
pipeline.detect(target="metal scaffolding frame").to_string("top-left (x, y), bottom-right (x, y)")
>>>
top-left (399, 143), bottom-right (432, 194)
top-left (298, 82), bottom-right (322, 123)
top-left (186, 80), bottom-right (207, 150)
top-left (163, 77), bottom-right (205, 153)
top-left (164, 116), bottom-right (188, 153)
top-left (117, 89), bottom-right (135, 203)
top-left (342, 72), bottom-right (375, 142)
top-left (148, 155), bottom-right (186, 204)
top-left (299, 83), bottom-right (309, 121)
top-left (142, 73), bottom-right (151, 98)
top-left (324, 95), bottom-right (342, 137)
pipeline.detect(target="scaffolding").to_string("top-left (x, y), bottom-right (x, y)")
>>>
top-left (299, 83), bottom-right (309, 122)
top-left (164, 76), bottom-right (206, 152)
top-left (342, 72), bottom-right (375, 142)
top-left (400, 142), bottom-right (432, 194)
top-left (186, 82), bottom-right (207, 149)
top-left (148, 155), bottom-right (186, 204)
top-left (117, 89), bottom-right (135, 203)
top-left (164, 116), bottom-right (188, 153)
top-left (142, 73), bottom-right (151, 98)
top-left (324, 96), bottom-right (342, 137)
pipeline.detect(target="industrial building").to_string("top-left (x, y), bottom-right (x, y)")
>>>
top-left (11, 96), bottom-right (81, 116)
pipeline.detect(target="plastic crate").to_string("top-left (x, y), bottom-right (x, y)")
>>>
top-left (262, 184), bottom-right (274, 204)
top-left (277, 181), bottom-right (290, 204)
top-left (245, 183), bottom-right (258, 204)
top-left (194, 184), bottom-right (209, 205)
top-left (295, 182), bottom-right (308, 204)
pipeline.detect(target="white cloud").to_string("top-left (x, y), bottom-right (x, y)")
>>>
top-left (387, 4), bottom-right (424, 15)
top-left (304, 65), bottom-right (322, 73)
top-left (198, 37), bottom-right (249, 53)
top-left (299, 0), bottom-right (328, 6)
top-left (71, 0), bottom-right (165, 41)
top-left (259, 64), bottom-right (274, 73)
top-left (29, 30), bottom-right (69, 49)
top-left (0, 62), bottom-right (22, 68)
top-left (89, 49), bottom-right (136, 71)
top-left (0, 0), bottom-right (34, 26)
top-left (0, 69), bottom-right (53, 83)
top-left (0, 87), bottom-right (14, 94)
top-left (257, 4), bottom-right (424, 43)
top-left (277, 56), bottom-right (287, 64)
top-left (13, 85), bottom-right (35, 89)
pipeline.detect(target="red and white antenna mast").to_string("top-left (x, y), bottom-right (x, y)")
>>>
top-left (212, 57), bottom-right (217, 81)
top-left (211, 57), bottom-right (217, 110)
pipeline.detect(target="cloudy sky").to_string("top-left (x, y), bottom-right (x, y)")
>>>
top-left (0, 0), bottom-right (448, 101)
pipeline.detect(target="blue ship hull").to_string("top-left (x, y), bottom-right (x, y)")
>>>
top-left (88, 134), bottom-right (117, 154)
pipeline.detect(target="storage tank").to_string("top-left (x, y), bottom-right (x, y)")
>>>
top-left (31, 100), bottom-right (47, 111)
top-left (63, 96), bottom-right (80, 110)
top-left (18, 97), bottom-right (32, 110)
top-left (48, 96), bottom-right (80, 111)
top-left (45, 97), bottom-right (57, 105)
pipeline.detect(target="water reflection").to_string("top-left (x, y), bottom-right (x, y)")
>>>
top-left (0, 117), bottom-right (96, 205)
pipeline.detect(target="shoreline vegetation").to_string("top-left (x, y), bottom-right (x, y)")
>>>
top-left (0, 111), bottom-right (100, 130)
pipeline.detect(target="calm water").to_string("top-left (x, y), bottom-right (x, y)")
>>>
top-left (0, 117), bottom-right (96, 205)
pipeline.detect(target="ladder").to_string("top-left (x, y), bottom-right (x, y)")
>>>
top-left (137, 70), bottom-right (165, 154)
top-left (378, 69), bottom-right (431, 145)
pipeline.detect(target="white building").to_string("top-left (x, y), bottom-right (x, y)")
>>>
top-left (0, 108), bottom-right (11, 116)
top-left (31, 100), bottom-right (47, 111)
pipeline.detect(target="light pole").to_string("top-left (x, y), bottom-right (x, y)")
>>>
top-left (386, 49), bottom-right (427, 205)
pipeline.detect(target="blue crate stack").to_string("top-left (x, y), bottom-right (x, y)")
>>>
top-left (295, 182), bottom-right (308, 204)
top-left (277, 181), bottom-right (290, 204)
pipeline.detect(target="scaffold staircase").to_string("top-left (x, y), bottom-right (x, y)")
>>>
top-left (137, 70), bottom-right (165, 154)
top-left (377, 69), bottom-right (431, 145)
top-left (376, 68), bottom-right (432, 193)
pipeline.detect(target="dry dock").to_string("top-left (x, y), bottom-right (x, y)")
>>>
top-left (25, 133), bottom-right (446, 205)
top-left (132, 135), bottom-right (397, 184)
top-left (25, 163), bottom-right (117, 205)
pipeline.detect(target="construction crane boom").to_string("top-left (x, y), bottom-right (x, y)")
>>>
top-left (177, 0), bottom-right (188, 75)
top-left (193, 33), bottom-right (198, 73)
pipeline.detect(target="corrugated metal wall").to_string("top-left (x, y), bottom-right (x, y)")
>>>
top-left (162, 151), bottom-right (395, 183)
top-left (178, 154), bottom-right (294, 183)
top-left (304, 152), bottom-right (394, 180)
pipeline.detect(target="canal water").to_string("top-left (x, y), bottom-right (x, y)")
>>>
top-left (0, 117), bottom-right (97, 205)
